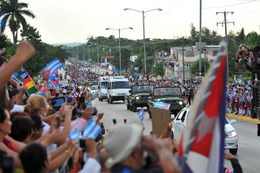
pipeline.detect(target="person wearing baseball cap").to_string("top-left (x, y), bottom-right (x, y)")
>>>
top-left (103, 123), bottom-right (180, 173)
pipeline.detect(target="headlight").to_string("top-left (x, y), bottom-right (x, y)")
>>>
top-left (136, 96), bottom-right (140, 100)
top-left (179, 101), bottom-right (183, 105)
top-left (226, 130), bottom-right (237, 138)
top-left (112, 93), bottom-right (117, 96)
top-left (157, 99), bottom-right (161, 102)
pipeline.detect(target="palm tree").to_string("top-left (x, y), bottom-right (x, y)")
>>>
top-left (0, 0), bottom-right (35, 44)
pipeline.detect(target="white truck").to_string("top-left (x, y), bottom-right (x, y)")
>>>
top-left (98, 76), bottom-right (110, 101)
top-left (107, 76), bottom-right (130, 104)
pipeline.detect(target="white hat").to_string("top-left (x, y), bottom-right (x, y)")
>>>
top-left (103, 124), bottom-right (143, 168)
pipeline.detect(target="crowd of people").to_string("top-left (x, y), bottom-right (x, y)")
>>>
top-left (0, 41), bottom-right (244, 173)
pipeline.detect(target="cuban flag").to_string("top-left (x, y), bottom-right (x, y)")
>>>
top-left (38, 82), bottom-right (47, 96)
top-left (154, 101), bottom-right (170, 110)
top-left (177, 41), bottom-right (227, 173)
top-left (83, 119), bottom-right (102, 140)
top-left (49, 79), bottom-right (60, 90)
top-left (62, 88), bottom-right (67, 94)
top-left (138, 109), bottom-right (145, 122)
top-left (42, 59), bottom-right (63, 78)
top-left (21, 72), bottom-right (28, 79)
top-left (67, 128), bottom-right (80, 140)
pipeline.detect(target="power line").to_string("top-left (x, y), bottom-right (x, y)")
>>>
top-left (204, 0), bottom-right (257, 9)
top-left (216, 11), bottom-right (235, 78)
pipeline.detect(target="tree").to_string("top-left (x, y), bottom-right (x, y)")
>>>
top-left (237, 28), bottom-right (246, 43)
top-left (152, 61), bottom-right (165, 77)
top-left (190, 23), bottom-right (198, 40)
top-left (190, 58), bottom-right (209, 76)
top-left (0, 0), bottom-right (35, 44)
top-left (111, 48), bottom-right (131, 72)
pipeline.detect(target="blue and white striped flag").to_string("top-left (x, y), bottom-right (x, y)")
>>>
top-left (67, 128), bottom-right (80, 140)
top-left (138, 109), bottom-right (145, 122)
top-left (20, 72), bottom-right (28, 79)
top-left (12, 75), bottom-right (22, 84)
top-left (154, 101), bottom-right (170, 110)
top-left (83, 119), bottom-right (102, 140)
top-left (42, 59), bottom-right (63, 78)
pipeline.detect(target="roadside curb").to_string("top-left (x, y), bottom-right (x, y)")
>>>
top-left (226, 113), bottom-right (260, 123)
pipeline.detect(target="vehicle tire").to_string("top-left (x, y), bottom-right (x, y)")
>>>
top-left (229, 147), bottom-right (238, 155)
top-left (127, 104), bottom-right (130, 110)
top-left (132, 105), bottom-right (137, 112)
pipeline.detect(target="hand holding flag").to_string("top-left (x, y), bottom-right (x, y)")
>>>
top-left (83, 119), bottom-right (102, 140)
top-left (138, 109), bottom-right (145, 122)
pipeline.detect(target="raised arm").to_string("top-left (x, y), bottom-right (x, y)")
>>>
top-left (0, 42), bottom-right (35, 90)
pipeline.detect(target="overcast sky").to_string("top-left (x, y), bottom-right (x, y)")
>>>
top-left (3, 0), bottom-right (260, 44)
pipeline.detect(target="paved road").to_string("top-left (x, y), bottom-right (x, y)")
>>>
top-left (92, 98), bottom-right (260, 173)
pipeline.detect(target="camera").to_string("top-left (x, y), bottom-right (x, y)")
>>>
top-left (239, 50), bottom-right (245, 56)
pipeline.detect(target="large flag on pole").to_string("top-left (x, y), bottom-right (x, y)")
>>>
top-left (42, 59), bottom-right (63, 78)
top-left (177, 41), bottom-right (227, 173)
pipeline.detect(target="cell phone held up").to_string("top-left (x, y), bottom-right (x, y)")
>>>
top-left (79, 139), bottom-right (87, 149)
top-left (52, 97), bottom-right (65, 112)
top-left (55, 117), bottom-right (60, 129)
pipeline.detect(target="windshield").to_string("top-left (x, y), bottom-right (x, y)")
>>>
top-left (112, 81), bottom-right (129, 89)
top-left (101, 82), bottom-right (108, 89)
top-left (154, 87), bottom-right (181, 96)
top-left (132, 85), bottom-right (153, 94)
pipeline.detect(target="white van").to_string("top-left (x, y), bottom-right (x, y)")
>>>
top-left (98, 76), bottom-right (110, 101)
top-left (107, 76), bottom-right (130, 104)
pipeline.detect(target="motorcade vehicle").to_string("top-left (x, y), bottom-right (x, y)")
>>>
top-left (147, 87), bottom-right (185, 118)
top-left (98, 76), bottom-right (110, 101)
top-left (107, 76), bottom-right (130, 104)
top-left (125, 85), bottom-right (153, 112)
top-left (90, 85), bottom-right (98, 94)
top-left (172, 107), bottom-right (238, 154)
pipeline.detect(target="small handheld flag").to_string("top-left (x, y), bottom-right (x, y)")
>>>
top-left (67, 128), bottom-right (80, 140)
top-left (154, 101), bottom-right (170, 110)
top-left (83, 119), bottom-right (102, 140)
top-left (138, 109), bottom-right (145, 122)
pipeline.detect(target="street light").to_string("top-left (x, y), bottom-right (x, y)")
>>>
top-left (105, 27), bottom-right (133, 75)
top-left (124, 8), bottom-right (162, 74)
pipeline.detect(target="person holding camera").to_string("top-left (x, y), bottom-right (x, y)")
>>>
top-left (235, 44), bottom-right (251, 70)
top-left (248, 46), bottom-right (260, 71)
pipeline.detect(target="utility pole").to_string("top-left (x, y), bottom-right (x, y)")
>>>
top-left (83, 45), bottom-right (85, 63)
top-left (182, 46), bottom-right (185, 80)
top-left (216, 11), bottom-right (234, 80)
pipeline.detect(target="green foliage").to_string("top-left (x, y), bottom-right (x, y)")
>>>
top-left (245, 31), bottom-right (260, 47)
top-left (0, 0), bottom-right (35, 44)
top-left (151, 61), bottom-right (165, 77)
top-left (190, 58), bottom-right (210, 76)
top-left (111, 48), bottom-right (131, 71)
